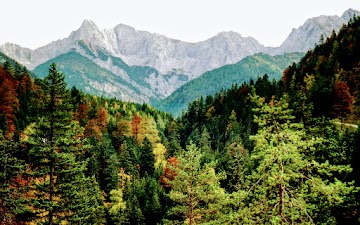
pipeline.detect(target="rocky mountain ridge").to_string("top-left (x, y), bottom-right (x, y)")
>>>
top-left (273, 9), bottom-right (360, 54)
top-left (2, 9), bottom-right (358, 77)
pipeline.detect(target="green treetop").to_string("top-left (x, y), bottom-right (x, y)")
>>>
top-left (164, 143), bottom-right (227, 225)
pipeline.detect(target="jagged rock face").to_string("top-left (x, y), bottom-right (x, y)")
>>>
top-left (273, 9), bottom-right (360, 55)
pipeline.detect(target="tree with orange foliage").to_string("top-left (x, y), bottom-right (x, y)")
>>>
top-left (84, 107), bottom-right (109, 140)
top-left (97, 106), bottom-right (109, 130)
top-left (112, 119), bottom-right (131, 150)
top-left (85, 119), bottom-right (103, 140)
top-left (131, 114), bottom-right (145, 143)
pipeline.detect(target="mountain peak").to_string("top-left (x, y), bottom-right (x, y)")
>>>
top-left (215, 31), bottom-right (242, 39)
top-left (276, 11), bottom-right (351, 54)
top-left (114, 23), bottom-right (136, 31)
top-left (79, 19), bottom-right (99, 33)
top-left (341, 8), bottom-right (360, 21)
top-left (69, 19), bottom-right (100, 42)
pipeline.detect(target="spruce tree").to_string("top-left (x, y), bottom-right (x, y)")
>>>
top-left (27, 63), bottom-right (105, 224)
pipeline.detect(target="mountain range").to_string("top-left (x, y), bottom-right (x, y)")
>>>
top-left (0, 8), bottom-right (359, 108)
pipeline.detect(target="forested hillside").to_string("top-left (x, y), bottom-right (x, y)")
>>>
top-left (1, 15), bottom-right (360, 225)
top-left (154, 52), bottom-right (303, 116)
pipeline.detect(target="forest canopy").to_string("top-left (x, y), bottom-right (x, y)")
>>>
top-left (0, 15), bottom-right (360, 225)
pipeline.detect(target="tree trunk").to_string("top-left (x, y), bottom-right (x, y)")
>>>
top-left (189, 176), bottom-right (194, 225)
top-left (49, 100), bottom-right (55, 225)
top-left (279, 182), bottom-right (284, 225)
top-left (278, 159), bottom-right (284, 225)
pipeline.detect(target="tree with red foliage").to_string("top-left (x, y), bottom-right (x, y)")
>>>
top-left (0, 66), bottom-right (19, 138)
top-left (74, 103), bottom-right (88, 126)
top-left (333, 80), bottom-right (354, 119)
top-left (160, 156), bottom-right (178, 188)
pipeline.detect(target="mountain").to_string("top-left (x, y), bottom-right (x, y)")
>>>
top-left (0, 20), bottom-right (266, 102)
top-left (0, 9), bottom-right (359, 105)
top-left (273, 9), bottom-right (360, 54)
top-left (3, 9), bottom-right (358, 75)
top-left (0, 20), bottom-right (266, 77)
top-left (153, 52), bottom-right (304, 116)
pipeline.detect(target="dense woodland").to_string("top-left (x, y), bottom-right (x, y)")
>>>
top-left (1, 16), bottom-right (360, 225)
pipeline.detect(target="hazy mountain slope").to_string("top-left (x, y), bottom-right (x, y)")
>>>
top-left (33, 51), bottom-right (150, 102)
top-left (33, 45), bottom-right (189, 102)
top-left (153, 52), bottom-right (304, 116)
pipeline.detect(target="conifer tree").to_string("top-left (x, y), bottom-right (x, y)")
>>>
top-left (199, 127), bottom-right (215, 164)
top-left (0, 132), bottom-right (31, 224)
top-left (140, 137), bottom-right (155, 177)
top-left (234, 93), bottom-right (357, 224)
top-left (166, 120), bottom-right (182, 156)
top-left (119, 140), bottom-right (138, 175)
top-left (27, 63), bottom-right (105, 224)
top-left (222, 136), bottom-right (249, 192)
top-left (124, 180), bottom-right (145, 224)
top-left (164, 143), bottom-right (227, 225)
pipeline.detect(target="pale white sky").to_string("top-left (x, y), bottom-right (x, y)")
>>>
top-left (1, 0), bottom-right (359, 49)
